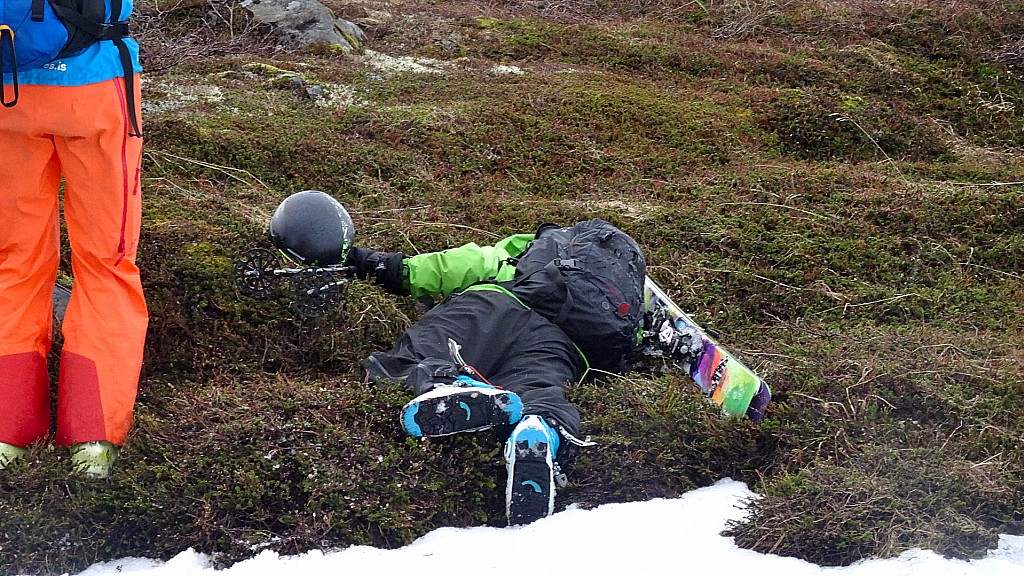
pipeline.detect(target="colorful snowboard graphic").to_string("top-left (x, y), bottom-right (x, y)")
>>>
top-left (644, 277), bottom-right (771, 423)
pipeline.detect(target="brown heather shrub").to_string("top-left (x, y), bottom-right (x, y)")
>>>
top-left (1, 1), bottom-right (1022, 574)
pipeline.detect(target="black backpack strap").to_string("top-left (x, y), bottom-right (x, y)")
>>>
top-left (108, 0), bottom-right (142, 138)
top-left (112, 38), bottom-right (142, 137)
top-left (540, 260), bottom-right (575, 325)
top-left (535, 222), bottom-right (561, 238)
top-left (31, 0), bottom-right (45, 21)
top-left (48, 5), bottom-right (129, 40)
top-left (0, 26), bottom-right (17, 107)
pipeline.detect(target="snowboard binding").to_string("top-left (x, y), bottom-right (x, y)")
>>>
top-left (641, 303), bottom-right (705, 366)
top-left (234, 247), bottom-right (355, 318)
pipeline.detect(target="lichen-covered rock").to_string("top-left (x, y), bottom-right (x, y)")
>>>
top-left (241, 0), bottom-right (367, 51)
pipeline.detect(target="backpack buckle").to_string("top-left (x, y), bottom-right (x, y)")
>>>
top-left (96, 21), bottom-right (130, 41)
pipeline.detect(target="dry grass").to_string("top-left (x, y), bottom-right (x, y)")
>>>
top-left (1, 0), bottom-right (1022, 573)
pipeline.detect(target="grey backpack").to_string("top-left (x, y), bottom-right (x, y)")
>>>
top-left (510, 219), bottom-right (646, 371)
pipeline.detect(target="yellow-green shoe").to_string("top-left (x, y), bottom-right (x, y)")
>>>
top-left (0, 443), bottom-right (27, 470)
top-left (70, 441), bottom-right (120, 479)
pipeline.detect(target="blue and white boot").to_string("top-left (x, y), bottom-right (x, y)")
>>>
top-left (504, 415), bottom-right (561, 525)
top-left (401, 375), bottom-right (525, 437)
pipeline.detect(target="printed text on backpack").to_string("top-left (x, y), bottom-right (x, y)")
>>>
top-left (1, 0), bottom-right (140, 135)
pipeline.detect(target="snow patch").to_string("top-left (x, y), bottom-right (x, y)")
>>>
top-left (68, 480), bottom-right (1024, 576)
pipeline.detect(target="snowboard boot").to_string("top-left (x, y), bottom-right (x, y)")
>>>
top-left (401, 375), bottom-right (524, 437)
top-left (504, 415), bottom-right (561, 525)
top-left (70, 441), bottom-right (120, 479)
top-left (0, 442), bottom-right (27, 470)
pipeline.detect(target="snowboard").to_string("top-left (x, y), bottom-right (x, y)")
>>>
top-left (643, 277), bottom-right (771, 423)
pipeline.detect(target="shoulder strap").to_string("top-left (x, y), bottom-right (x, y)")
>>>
top-left (49, 4), bottom-right (129, 40)
top-left (0, 27), bottom-right (18, 107)
top-left (31, 0), bottom-right (46, 21)
top-left (112, 38), bottom-right (142, 137)
top-left (106, 0), bottom-right (142, 137)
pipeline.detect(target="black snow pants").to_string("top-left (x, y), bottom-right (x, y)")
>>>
top-left (363, 286), bottom-right (585, 438)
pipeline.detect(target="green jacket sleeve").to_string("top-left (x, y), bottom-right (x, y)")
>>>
top-left (405, 233), bottom-right (534, 298)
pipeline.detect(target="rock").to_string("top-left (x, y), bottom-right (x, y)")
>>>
top-left (304, 84), bottom-right (324, 100)
top-left (240, 0), bottom-right (367, 52)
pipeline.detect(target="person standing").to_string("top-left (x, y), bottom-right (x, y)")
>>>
top-left (0, 0), bottom-right (147, 478)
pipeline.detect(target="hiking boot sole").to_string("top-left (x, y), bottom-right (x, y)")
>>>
top-left (506, 438), bottom-right (555, 525)
top-left (402, 386), bottom-right (523, 437)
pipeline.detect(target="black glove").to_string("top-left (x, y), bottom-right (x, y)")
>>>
top-left (346, 246), bottom-right (408, 295)
top-left (346, 246), bottom-right (381, 279)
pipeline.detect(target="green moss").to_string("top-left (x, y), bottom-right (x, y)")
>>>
top-left (5, 0), bottom-right (1024, 573)
top-left (473, 16), bottom-right (502, 29)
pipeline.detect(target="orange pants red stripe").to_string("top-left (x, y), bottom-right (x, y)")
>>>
top-left (0, 76), bottom-right (147, 447)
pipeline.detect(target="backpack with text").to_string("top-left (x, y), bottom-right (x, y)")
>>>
top-left (510, 219), bottom-right (647, 372)
top-left (1, 0), bottom-right (140, 134)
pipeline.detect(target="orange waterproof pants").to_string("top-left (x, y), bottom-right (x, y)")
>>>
top-left (0, 76), bottom-right (147, 447)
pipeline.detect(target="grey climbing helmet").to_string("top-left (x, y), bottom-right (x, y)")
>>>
top-left (268, 190), bottom-right (355, 265)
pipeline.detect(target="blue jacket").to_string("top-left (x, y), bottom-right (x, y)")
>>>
top-left (2, 0), bottom-right (142, 87)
